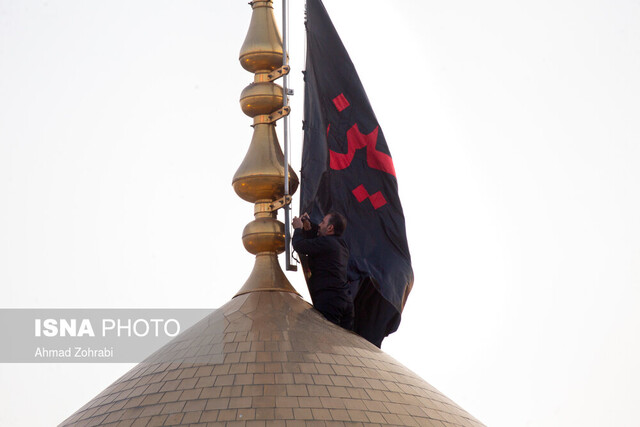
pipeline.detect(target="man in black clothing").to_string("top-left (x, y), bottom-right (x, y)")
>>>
top-left (292, 212), bottom-right (354, 330)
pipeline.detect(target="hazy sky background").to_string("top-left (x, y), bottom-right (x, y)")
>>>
top-left (1, 1), bottom-right (639, 426)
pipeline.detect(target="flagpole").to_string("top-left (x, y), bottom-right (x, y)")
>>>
top-left (283, 0), bottom-right (297, 271)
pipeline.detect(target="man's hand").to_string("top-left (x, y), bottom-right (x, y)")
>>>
top-left (301, 212), bottom-right (312, 231)
top-left (292, 216), bottom-right (303, 229)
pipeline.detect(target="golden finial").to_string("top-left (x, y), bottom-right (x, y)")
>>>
top-left (234, 0), bottom-right (299, 296)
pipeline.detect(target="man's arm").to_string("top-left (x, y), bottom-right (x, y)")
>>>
top-left (303, 222), bottom-right (318, 238)
top-left (298, 212), bottom-right (318, 238)
top-left (292, 213), bottom-right (328, 256)
top-left (292, 229), bottom-right (331, 256)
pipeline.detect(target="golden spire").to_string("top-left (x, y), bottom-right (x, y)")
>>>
top-left (233, 0), bottom-right (299, 296)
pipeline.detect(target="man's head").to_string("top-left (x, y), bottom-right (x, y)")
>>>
top-left (318, 212), bottom-right (347, 237)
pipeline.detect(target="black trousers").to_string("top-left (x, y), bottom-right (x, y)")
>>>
top-left (311, 289), bottom-right (354, 331)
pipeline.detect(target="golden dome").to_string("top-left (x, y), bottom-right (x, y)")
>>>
top-left (60, 291), bottom-right (484, 426)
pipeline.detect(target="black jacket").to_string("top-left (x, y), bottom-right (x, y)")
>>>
top-left (292, 227), bottom-right (350, 296)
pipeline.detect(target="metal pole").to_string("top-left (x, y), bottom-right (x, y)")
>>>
top-left (283, 0), bottom-right (296, 271)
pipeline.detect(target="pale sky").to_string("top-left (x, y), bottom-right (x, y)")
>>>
top-left (1, 1), bottom-right (639, 426)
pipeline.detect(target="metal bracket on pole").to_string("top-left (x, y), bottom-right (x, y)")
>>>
top-left (269, 106), bottom-right (290, 123)
top-left (266, 65), bottom-right (290, 82)
top-left (252, 106), bottom-right (291, 125)
top-left (269, 195), bottom-right (292, 212)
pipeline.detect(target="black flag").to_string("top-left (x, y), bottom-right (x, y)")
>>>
top-left (301, 0), bottom-right (414, 347)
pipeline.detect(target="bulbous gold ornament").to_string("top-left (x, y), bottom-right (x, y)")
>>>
top-left (232, 123), bottom-right (298, 203)
top-left (242, 216), bottom-right (285, 255)
top-left (239, 0), bottom-right (284, 73)
top-left (240, 82), bottom-right (284, 117)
